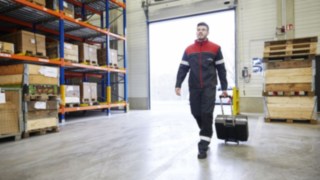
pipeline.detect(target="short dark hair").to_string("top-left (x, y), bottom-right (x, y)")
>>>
top-left (197, 22), bottom-right (209, 31)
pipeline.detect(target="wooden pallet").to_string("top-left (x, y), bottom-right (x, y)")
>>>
top-left (25, 94), bottom-right (58, 101)
top-left (0, 134), bottom-right (21, 142)
top-left (263, 91), bottom-right (314, 96)
top-left (23, 126), bottom-right (59, 138)
top-left (264, 36), bottom-right (318, 47)
top-left (65, 103), bottom-right (80, 107)
top-left (0, 49), bottom-right (13, 54)
top-left (16, 51), bottom-right (48, 59)
top-left (266, 59), bottom-right (312, 69)
top-left (80, 60), bottom-right (98, 66)
top-left (265, 118), bottom-right (317, 124)
top-left (263, 54), bottom-right (315, 62)
top-left (264, 42), bottom-right (316, 57)
top-left (265, 83), bottom-right (312, 92)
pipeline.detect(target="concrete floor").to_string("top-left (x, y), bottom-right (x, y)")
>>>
top-left (0, 101), bottom-right (319, 180)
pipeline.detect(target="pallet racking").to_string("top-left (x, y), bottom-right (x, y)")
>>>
top-left (0, 0), bottom-right (128, 124)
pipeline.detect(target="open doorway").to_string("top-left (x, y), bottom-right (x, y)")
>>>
top-left (149, 10), bottom-right (235, 108)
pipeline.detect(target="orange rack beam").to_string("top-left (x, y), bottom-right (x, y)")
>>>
top-left (62, 61), bottom-right (126, 73)
top-left (0, 53), bottom-right (61, 65)
top-left (60, 103), bottom-right (126, 113)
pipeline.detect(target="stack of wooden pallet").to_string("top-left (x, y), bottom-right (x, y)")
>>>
top-left (263, 36), bottom-right (318, 124)
top-left (0, 64), bottom-right (60, 137)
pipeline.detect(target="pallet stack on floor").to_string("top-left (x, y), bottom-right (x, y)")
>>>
top-left (0, 88), bottom-right (23, 140)
top-left (263, 36), bottom-right (318, 124)
top-left (0, 64), bottom-right (60, 138)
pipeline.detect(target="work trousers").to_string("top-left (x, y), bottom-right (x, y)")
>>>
top-left (189, 87), bottom-right (216, 152)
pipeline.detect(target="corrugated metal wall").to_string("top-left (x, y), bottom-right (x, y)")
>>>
top-left (127, 0), bottom-right (150, 109)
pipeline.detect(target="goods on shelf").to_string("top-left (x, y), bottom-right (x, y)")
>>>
top-left (64, 85), bottom-right (80, 104)
top-left (24, 100), bottom-right (59, 131)
top-left (46, 0), bottom-right (74, 18)
top-left (0, 30), bottom-right (46, 57)
top-left (0, 41), bottom-right (14, 54)
top-left (0, 64), bottom-right (59, 86)
top-left (78, 43), bottom-right (99, 65)
top-left (0, 88), bottom-right (22, 138)
top-left (98, 48), bottom-right (118, 66)
top-left (79, 82), bottom-right (98, 104)
top-left (28, 0), bottom-right (46, 6)
top-left (26, 84), bottom-right (59, 96)
top-left (47, 41), bottom-right (79, 63)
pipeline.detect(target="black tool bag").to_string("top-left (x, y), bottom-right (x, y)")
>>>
top-left (215, 95), bottom-right (249, 144)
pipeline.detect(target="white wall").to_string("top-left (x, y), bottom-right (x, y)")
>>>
top-left (127, 0), bottom-right (150, 109)
top-left (294, 0), bottom-right (320, 53)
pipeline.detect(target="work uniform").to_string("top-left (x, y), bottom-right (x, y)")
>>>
top-left (175, 39), bottom-right (228, 152)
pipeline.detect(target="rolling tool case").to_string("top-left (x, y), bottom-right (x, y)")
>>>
top-left (215, 95), bottom-right (249, 144)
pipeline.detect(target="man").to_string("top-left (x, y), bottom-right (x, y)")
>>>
top-left (175, 22), bottom-right (228, 159)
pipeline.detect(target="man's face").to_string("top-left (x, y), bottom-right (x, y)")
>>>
top-left (196, 25), bottom-right (209, 40)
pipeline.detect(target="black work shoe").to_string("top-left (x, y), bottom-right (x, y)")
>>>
top-left (197, 151), bottom-right (207, 159)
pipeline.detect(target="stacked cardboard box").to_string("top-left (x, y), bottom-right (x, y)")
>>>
top-left (263, 36), bottom-right (318, 124)
top-left (0, 41), bottom-right (14, 54)
top-left (64, 85), bottom-right (80, 105)
top-left (80, 82), bottom-right (97, 104)
top-left (0, 30), bottom-right (46, 57)
top-left (46, 0), bottom-right (74, 18)
top-left (0, 64), bottom-right (60, 132)
top-left (0, 88), bottom-right (22, 140)
top-left (46, 41), bottom-right (79, 63)
top-left (78, 43), bottom-right (99, 65)
top-left (97, 48), bottom-right (118, 66)
top-left (0, 64), bottom-right (59, 86)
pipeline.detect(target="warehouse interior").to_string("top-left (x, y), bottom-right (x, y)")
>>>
top-left (0, 0), bottom-right (319, 180)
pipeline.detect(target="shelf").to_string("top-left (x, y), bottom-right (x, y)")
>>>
top-left (0, 53), bottom-right (61, 65)
top-left (0, 0), bottom-right (128, 120)
top-left (59, 102), bottom-right (126, 113)
top-left (0, 0), bottom-right (125, 42)
top-left (62, 61), bottom-right (126, 74)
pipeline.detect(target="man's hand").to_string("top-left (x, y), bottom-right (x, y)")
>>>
top-left (221, 90), bottom-right (228, 97)
top-left (175, 88), bottom-right (181, 96)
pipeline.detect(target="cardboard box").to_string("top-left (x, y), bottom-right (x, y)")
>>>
top-left (98, 48), bottom-right (118, 66)
top-left (0, 64), bottom-right (59, 86)
top-left (79, 43), bottom-right (99, 65)
top-left (46, 0), bottom-right (74, 18)
top-left (0, 30), bottom-right (46, 56)
top-left (90, 83), bottom-right (97, 102)
top-left (0, 89), bottom-right (21, 136)
top-left (28, 0), bottom-right (46, 6)
top-left (26, 101), bottom-right (58, 111)
top-left (46, 41), bottom-right (79, 63)
top-left (80, 82), bottom-right (91, 103)
top-left (0, 41), bottom-right (14, 54)
top-left (65, 85), bottom-right (80, 104)
top-left (80, 82), bottom-right (97, 103)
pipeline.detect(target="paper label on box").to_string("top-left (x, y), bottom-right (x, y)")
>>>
top-left (67, 86), bottom-right (74, 91)
top-left (39, 67), bottom-right (58, 78)
top-left (63, 2), bottom-right (68, 7)
top-left (65, 43), bottom-right (72, 49)
top-left (89, 48), bottom-right (93, 52)
top-left (0, 93), bottom-right (5, 104)
top-left (35, 102), bottom-right (46, 109)
top-left (31, 39), bottom-right (36, 44)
